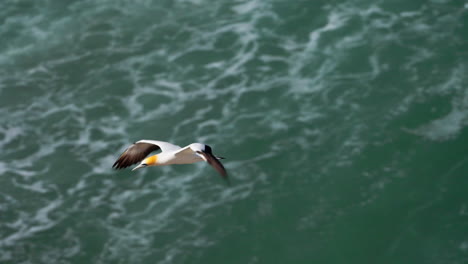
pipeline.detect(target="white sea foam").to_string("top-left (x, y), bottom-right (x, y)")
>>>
top-left (1, 0), bottom-right (466, 262)
top-left (413, 108), bottom-right (468, 141)
top-left (232, 0), bottom-right (260, 14)
top-left (0, 198), bottom-right (63, 248)
top-left (408, 65), bottom-right (468, 140)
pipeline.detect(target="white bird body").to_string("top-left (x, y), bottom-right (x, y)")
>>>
top-left (154, 148), bottom-right (202, 165)
top-left (113, 140), bottom-right (228, 181)
top-left (156, 152), bottom-right (197, 165)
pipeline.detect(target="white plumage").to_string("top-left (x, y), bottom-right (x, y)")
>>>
top-left (113, 140), bottom-right (228, 181)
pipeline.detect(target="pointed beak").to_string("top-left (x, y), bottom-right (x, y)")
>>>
top-left (132, 164), bottom-right (147, 171)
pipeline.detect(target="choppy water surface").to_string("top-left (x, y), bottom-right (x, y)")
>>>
top-left (1, 0), bottom-right (468, 263)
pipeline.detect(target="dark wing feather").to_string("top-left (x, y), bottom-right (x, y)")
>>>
top-left (200, 152), bottom-right (228, 181)
top-left (112, 142), bottom-right (160, 169)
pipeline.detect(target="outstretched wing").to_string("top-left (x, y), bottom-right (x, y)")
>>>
top-left (136, 140), bottom-right (181, 152)
top-left (113, 141), bottom-right (161, 169)
top-left (174, 145), bottom-right (228, 181)
top-left (199, 151), bottom-right (228, 179)
top-left (173, 145), bottom-right (193, 157)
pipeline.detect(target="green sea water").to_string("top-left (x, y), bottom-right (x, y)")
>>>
top-left (1, 0), bottom-right (468, 263)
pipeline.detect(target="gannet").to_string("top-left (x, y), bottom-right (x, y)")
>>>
top-left (112, 140), bottom-right (228, 181)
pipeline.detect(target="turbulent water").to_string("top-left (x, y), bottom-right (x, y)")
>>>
top-left (1, 0), bottom-right (467, 263)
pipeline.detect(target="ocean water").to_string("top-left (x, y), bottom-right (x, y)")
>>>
top-left (1, 0), bottom-right (468, 263)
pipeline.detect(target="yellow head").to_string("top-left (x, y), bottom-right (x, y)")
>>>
top-left (143, 155), bottom-right (158, 166)
top-left (132, 155), bottom-right (158, 171)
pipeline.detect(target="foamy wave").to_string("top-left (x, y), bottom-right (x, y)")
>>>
top-left (1, 0), bottom-right (466, 262)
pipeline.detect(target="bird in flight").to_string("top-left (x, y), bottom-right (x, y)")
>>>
top-left (112, 140), bottom-right (228, 181)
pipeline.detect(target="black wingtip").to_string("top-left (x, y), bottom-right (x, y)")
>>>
top-left (112, 162), bottom-right (122, 170)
